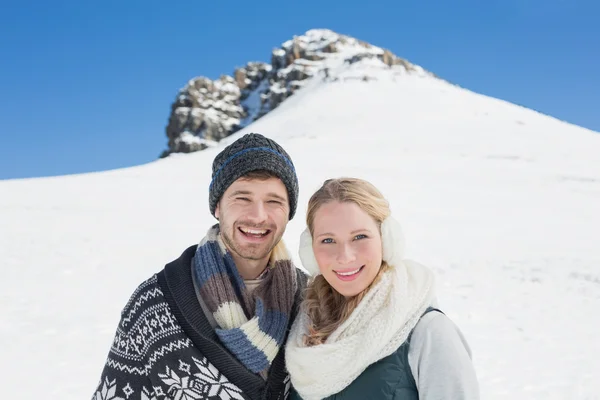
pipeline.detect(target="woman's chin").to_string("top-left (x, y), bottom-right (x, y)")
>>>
top-left (330, 282), bottom-right (366, 298)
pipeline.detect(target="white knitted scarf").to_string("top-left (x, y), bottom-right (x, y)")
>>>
top-left (284, 259), bottom-right (435, 400)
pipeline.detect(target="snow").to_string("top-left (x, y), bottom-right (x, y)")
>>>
top-left (176, 131), bottom-right (218, 147)
top-left (358, 57), bottom-right (388, 68)
top-left (2, 56), bottom-right (600, 400)
top-left (281, 29), bottom-right (382, 57)
top-left (214, 81), bottom-right (240, 96)
top-left (201, 107), bottom-right (221, 120)
top-left (272, 48), bottom-right (286, 57)
top-left (277, 63), bottom-right (321, 81)
top-left (174, 106), bottom-right (191, 116)
top-left (269, 83), bottom-right (288, 94)
top-left (240, 79), bottom-right (270, 126)
top-left (190, 108), bottom-right (204, 118)
top-left (193, 107), bottom-right (239, 131)
top-left (178, 130), bottom-right (202, 145)
top-left (293, 58), bottom-right (323, 66)
top-left (211, 100), bottom-right (242, 115)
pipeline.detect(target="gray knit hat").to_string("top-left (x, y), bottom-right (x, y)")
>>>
top-left (209, 133), bottom-right (299, 219)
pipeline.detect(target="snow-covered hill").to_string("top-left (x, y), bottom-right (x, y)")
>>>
top-left (2, 29), bottom-right (600, 400)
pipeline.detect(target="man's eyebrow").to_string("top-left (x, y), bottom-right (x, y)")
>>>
top-left (267, 193), bottom-right (287, 202)
top-left (228, 191), bottom-right (287, 202)
top-left (228, 190), bottom-right (252, 197)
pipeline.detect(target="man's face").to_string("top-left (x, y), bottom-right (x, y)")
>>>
top-left (215, 177), bottom-right (290, 264)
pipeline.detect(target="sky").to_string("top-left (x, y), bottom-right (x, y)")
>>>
top-left (0, 0), bottom-right (598, 180)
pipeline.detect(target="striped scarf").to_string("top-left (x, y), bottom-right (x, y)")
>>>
top-left (193, 224), bottom-right (297, 374)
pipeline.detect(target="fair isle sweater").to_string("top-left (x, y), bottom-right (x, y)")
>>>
top-left (92, 245), bottom-right (306, 400)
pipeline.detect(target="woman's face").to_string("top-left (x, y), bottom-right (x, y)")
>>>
top-left (311, 201), bottom-right (383, 297)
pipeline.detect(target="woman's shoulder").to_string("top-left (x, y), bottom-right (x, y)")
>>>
top-left (409, 309), bottom-right (472, 354)
top-left (407, 309), bottom-right (479, 397)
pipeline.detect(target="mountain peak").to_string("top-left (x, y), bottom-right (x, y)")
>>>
top-left (161, 29), bottom-right (431, 157)
top-left (282, 28), bottom-right (383, 55)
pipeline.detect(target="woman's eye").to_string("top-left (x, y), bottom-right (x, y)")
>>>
top-left (354, 234), bottom-right (367, 240)
top-left (321, 238), bottom-right (334, 244)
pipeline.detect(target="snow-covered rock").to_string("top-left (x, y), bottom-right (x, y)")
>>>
top-left (162, 29), bottom-right (426, 156)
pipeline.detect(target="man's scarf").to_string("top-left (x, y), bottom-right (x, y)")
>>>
top-left (193, 224), bottom-right (297, 374)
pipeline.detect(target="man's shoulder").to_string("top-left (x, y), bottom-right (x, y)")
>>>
top-left (164, 244), bottom-right (198, 272)
top-left (119, 245), bottom-right (198, 324)
top-left (118, 274), bottom-right (165, 330)
top-left (294, 267), bottom-right (309, 289)
top-left (292, 267), bottom-right (309, 311)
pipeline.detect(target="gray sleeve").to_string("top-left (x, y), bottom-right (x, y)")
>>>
top-left (407, 311), bottom-right (480, 400)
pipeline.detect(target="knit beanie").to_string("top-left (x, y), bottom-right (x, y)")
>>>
top-left (209, 133), bottom-right (299, 220)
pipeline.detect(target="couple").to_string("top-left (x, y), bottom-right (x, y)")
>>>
top-left (92, 133), bottom-right (479, 400)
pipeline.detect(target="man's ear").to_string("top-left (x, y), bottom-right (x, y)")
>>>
top-left (215, 203), bottom-right (220, 220)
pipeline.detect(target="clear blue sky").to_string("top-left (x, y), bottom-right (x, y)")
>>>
top-left (1, 0), bottom-right (598, 180)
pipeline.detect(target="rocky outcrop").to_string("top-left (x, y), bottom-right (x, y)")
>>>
top-left (164, 76), bottom-right (243, 154)
top-left (161, 29), bottom-right (427, 157)
top-left (163, 63), bottom-right (272, 155)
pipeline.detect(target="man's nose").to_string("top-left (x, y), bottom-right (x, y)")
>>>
top-left (246, 201), bottom-right (267, 223)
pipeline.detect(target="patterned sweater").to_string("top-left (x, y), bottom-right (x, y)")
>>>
top-left (92, 245), bottom-right (306, 400)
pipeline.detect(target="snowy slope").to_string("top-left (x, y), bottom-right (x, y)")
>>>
top-left (2, 46), bottom-right (600, 400)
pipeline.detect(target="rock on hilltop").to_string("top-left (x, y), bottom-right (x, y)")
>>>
top-left (161, 29), bottom-right (430, 157)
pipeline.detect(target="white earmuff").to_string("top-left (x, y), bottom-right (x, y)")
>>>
top-left (380, 216), bottom-right (405, 268)
top-left (298, 227), bottom-right (321, 276)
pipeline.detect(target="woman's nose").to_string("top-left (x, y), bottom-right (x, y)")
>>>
top-left (336, 243), bottom-right (356, 264)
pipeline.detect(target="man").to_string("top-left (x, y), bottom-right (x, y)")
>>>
top-left (92, 133), bottom-right (307, 400)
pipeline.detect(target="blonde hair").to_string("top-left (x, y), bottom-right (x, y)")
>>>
top-left (303, 178), bottom-right (391, 346)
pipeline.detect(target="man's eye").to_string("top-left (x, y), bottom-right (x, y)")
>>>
top-left (236, 197), bottom-right (250, 202)
top-left (268, 200), bottom-right (283, 205)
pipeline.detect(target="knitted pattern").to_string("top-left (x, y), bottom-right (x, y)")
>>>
top-left (285, 260), bottom-right (436, 400)
top-left (91, 274), bottom-right (248, 400)
top-left (208, 133), bottom-right (299, 220)
top-left (92, 245), bottom-right (303, 400)
top-left (193, 224), bottom-right (297, 374)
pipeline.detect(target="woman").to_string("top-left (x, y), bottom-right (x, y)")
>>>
top-left (285, 178), bottom-right (479, 400)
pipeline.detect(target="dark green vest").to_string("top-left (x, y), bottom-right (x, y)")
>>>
top-left (289, 308), bottom-right (441, 400)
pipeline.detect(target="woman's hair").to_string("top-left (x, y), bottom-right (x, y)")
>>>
top-left (303, 177), bottom-right (391, 346)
